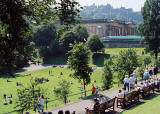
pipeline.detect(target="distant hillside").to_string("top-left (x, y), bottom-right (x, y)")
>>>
top-left (80, 4), bottom-right (143, 24)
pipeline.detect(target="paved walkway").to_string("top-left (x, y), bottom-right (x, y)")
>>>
top-left (14, 64), bottom-right (103, 73)
top-left (46, 87), bottom-right (122, 114)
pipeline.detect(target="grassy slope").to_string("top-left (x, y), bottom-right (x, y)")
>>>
top-left (122, 94), bottom-right (160, 114)
top-left (0, 67), bottom-right (118, 114)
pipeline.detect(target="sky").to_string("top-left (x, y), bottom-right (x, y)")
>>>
top-left (76, 0), bottom-right (146, 11)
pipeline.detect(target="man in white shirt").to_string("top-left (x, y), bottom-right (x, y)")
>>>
top-left (133, 70), bottom-right (136, 79)
top-left (124, 75), bottom-right (129, 91)
top-left (130, 74), bottom-right (135, 89)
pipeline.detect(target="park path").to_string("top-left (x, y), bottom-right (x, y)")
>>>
top-left (46, 87), bottom-right (122, 114)
top-left (14, 64), bottom-right (103, 73)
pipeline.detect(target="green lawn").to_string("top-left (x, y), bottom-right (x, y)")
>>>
top-left (105, 48), bottom-right (145, 55)
top-left (122, 94), bottom-right (160, 114)
top-left (0, 67), bottom-right (118, 114)
top-left (44, 48), bottom-right (145, 67)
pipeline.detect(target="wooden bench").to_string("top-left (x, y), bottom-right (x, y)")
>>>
top-left (139, 86), bottom-right (150, 98)
top-left (131, 90), bottom-right (140, 103)
top-left (85, 97), bottom-right (115, 114)
top-left (116, 92), bottom-right (132, 108)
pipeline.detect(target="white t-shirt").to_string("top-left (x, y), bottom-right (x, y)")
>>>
top-left (133, 72), bottom-right (136, 79)
top-left (130, 77), bottom-right (135, 85)
top-left (38, 98), bottom-right (44, 105)
top-left (124, 78), bottom-right (129, 83)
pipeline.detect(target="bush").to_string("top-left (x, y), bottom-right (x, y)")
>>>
top-left (102, 59), bottom-right (113, 90)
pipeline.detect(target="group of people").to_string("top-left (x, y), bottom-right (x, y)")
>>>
top-left (144, 65), bottom-right (158, 80)
top-left (91, 84), bottom-right (103, 95)
top-left (118, 65), bottom-right (159, 98)
top-left (86, 94), bottom-right (107, 111)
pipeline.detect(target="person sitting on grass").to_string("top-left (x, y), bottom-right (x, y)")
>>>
top-left (37, 94), bottom-right (44, 113)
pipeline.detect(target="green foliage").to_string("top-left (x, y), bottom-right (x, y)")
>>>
top-left (59, 31), bottom-right (77, 52)
top-left (57, 25), bottom-right (71, 39)
top-left (53, 79), bottom-right (71, 104)
top-left (86, 34), bottom-right (104, 53)
top-left (55, 0), bottom-right (82, 25)
top-left (102, 59), bottom-right (113, 90)
top-left (138, 65), bottom-right (145, 79)
top-left (33, 23), bottom-right (57, 47)
top-left (80, 4), bottom-right (142, 24)
top-left (73, 24), bottom-right (89, 42)
top-left (138, 0), bottom-right (160, 60)
top-left (68, 43), bottom-right (93, 96)
top-left (48, 39), bottom-right (60, 56)
top-left (0, 0), bottom-right (57, 75)
top-left (15, 78), bottom-right (45, 113)
top-left (113, 49), bottom-right (139, 84)
top-left (143, 57), bottom-right (152, 67)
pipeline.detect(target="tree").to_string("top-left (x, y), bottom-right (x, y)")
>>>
top-left (53, 79), bottom-right (71, 104)
top-left (143, 57), bottom-right (152, 67)
top-left (57, 25), bottom-right (71, 39)
top-left (138, 0), bottom-right (160, 60)
top-left (15, 78), bottom-right (45, 113)
top-left (73, 24), bottom-right (89, 42)
top-left (55, 0), bottom-right (82, 25)
top-left (68, 43), bottom-right (93, 96)
top-left (33, 23), bottom-right (57, 48)
top-left (0, 0), bottom-right (57, 75)
top-left (59, 31), bottom-right (77, 52)
top-left (102, 59), bottom-right (113, 90)
top-left (86, 34), bottom-right (104, 53)
top-left (113, 49), bottom-right (139, 84)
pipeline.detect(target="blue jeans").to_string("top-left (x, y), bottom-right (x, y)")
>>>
top-left (124, 83), bottom-right (129, 91)
top-left (37, 104), bottom-right (43, 112)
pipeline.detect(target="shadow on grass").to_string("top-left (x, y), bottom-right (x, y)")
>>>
top-left (0, 73), bottom-right (24, 79)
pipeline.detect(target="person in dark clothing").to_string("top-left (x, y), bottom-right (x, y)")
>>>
top-left (154, 65), bottom-right (158, 77)
top-left (58, 110), bottom-right (63, 114)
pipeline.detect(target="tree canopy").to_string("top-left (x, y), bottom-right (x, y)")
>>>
top-left (86, 34), bottom-right (104, 53)
top-left (138, 0), bottom-right (160, 60)
top-left (73, 24), bottom-right (89, 42)
top-left (67, 43), bottom-right (93, 96)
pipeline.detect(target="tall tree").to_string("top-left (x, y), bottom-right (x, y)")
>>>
top-left (68, 43), bottom-right (93, 96)
top-left (59, 31), bottom-right (77, 52)
top-left (53, 79), bottom-right (71, 104)
top-left (138, 0), bottom-right (160, 60)
top-left (15, 78), bottom-right (45, 113)
top-left (55, 0), bottom-right (82, 25)
top-left (73, 24), bottom-right (89, 42)
top-left (113, 49), bottom-right (139, 84)
top-left (86, 34), bottom-right (104, 53)
top-left (33, 23), bottom-right (57, 48)
top-left (0, 0), bottom-right (57, 75)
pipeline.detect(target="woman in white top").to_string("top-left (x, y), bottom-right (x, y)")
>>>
top-left (37, 94), bottom-right (44, 113)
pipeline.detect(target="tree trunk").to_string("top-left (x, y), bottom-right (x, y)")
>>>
top-left (83, 79), bottom-right (86, 96)
top-left (154, 31), bottom-right (159, 60)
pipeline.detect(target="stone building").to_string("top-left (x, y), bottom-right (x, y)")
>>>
top-left (80, 19), bottom-right (136, 37)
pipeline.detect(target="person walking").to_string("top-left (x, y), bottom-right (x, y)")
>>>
top-left (91, 84), bottom-right (96, 95)
top-left (37, 94), bottom-right (44, 113)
